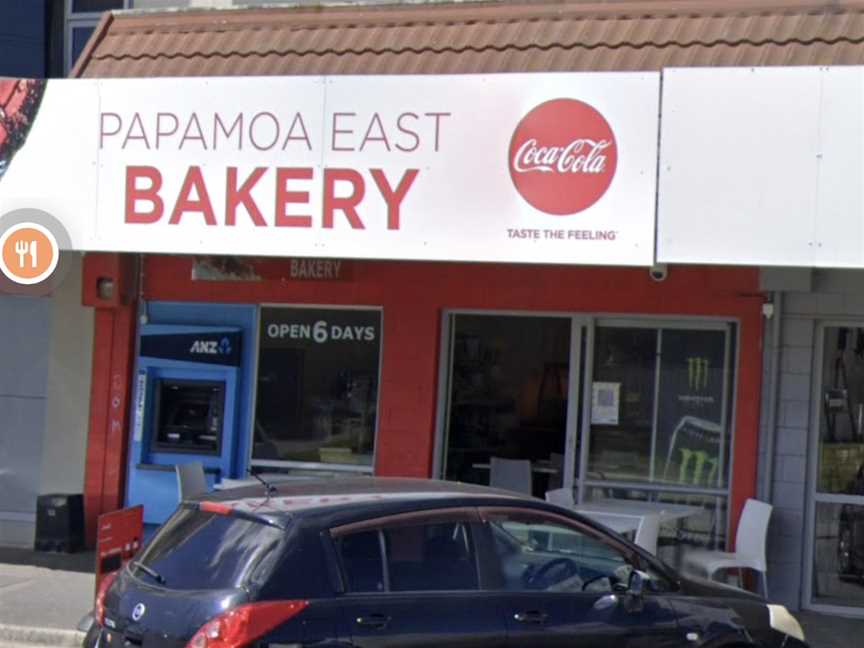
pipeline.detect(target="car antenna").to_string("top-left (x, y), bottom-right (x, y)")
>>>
top-left (248, 469), bottom-right (277, 498)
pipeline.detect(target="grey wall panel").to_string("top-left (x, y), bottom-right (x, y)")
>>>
top-left (40, 255), bottom-right (93, 495)
top-left (0, 295), bottom-right (51, 398)
top-left (761, 313), bottom-right (814, 610)
top-left (0, 397), bottom-right (46, 514)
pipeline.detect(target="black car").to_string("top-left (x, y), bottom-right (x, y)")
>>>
top-left (90, 478), bottom-right (807, 648)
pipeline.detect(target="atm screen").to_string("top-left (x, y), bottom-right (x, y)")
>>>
top-left (153, 379), bottom-right (225, 455)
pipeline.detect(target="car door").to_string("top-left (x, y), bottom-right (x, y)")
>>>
top-left (476, 506), bottom-right (683, 648)
top-left (329, 508), bottom-right (507, 648)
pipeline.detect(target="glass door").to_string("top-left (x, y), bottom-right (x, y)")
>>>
top-left (807, 325), bottom-right (864, 612)
top-left (578, 320), bottom-right (736, 556)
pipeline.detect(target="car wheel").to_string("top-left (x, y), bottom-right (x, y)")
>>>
top-left (81, 623), bottom-right (101, 648)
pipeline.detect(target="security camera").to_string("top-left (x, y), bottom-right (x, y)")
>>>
top-left (649, 264), bottom-right (668, 282)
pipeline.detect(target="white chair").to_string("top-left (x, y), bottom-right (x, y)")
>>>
top-left (489, 457), bottom-right (532, 495)
top-left (176, 461), bottom-right (209, 501)
top-left (216, 477), bottom-right (250, 490)
top-left (547, 452), bottom-right (565, 490)
top-left (634, 514), bottom-right (661, 555)
top-left (545, 487), bottom-right (576, 508)
top-left (682, 498), bottom-right (772, 597)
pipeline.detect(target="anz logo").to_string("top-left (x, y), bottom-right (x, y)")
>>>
top-left (189, 337), bottom-right (232, 356)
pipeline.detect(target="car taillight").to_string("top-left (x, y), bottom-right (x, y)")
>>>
top-left (199, 501), bottom-right (233, 515)
top-left (185, 600), bottom-right (308, 648)
top-left (94, 571), bottom-right (118, 626)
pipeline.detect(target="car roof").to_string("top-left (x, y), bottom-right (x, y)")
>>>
top-left (198, 477), bottom-right (544, 526)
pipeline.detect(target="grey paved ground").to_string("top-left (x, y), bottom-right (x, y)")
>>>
top-left (799, 610), bottom-right (864, 648)
top-left (0, 563), bottom-right (93, 630)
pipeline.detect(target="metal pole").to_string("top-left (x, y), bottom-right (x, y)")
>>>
top-left (762, 291), bottom-right (783, 502)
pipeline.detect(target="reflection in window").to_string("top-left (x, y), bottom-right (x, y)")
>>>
top-left (818, 327), bottom-right (864, 495)
top-left (589, 328), bottom-right (656, 483)
top-left (588, 326), bottom-right (733, 491)
top-left (812, 327), bottom-right (864, 610)
top-left (335, 522), bottom-right (478, 593)
top-left (134, 508), bottom-right (282, 591)
top-left (813, 502), bottom-right (864, 607)
top-left (443, 315), bottom-right (571, 496)
top-left (384, 522), bottom-right (477, 591)
top-left (253, 308), bottom-right (381, 467)
top-left (486, 513), bottom-right (632, 593)
top-left (335, 530), bottom-right (384, 593)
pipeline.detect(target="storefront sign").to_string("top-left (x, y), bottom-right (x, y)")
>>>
top-left (140, 331), bottom-right (242, 366)
top-left (95, 505), bottom-right (143, 599)
top-left (0, 74), bottom-right (660, 266)
top-left (658, 66), bottom-right (864, 267)
top-left (262, 308), bottom-right (380, 347)
top-left (288, 258), bottom-right (347, 280)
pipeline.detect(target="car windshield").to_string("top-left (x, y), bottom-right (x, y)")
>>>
top-left (131, 507), bottom-right (283, 590)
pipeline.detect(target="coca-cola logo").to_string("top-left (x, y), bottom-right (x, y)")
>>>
top-left (509, 99), bottom-right (617, 215)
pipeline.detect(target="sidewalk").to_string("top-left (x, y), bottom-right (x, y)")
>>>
top-left (0, 560), bottom-right (92, 647)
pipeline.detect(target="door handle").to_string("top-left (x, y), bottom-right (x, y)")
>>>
top-left (593, 594), bottom-right (619, 611)
top-left (513, 610), bottom-right (548, 625)
top-left (356, 614), bottom-right (391, 630)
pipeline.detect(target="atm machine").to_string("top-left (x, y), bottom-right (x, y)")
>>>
top-left (126, 323), bottom-right (245, 525)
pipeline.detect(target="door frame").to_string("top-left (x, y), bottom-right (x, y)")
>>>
top-left (802, 321), bottom-right (864, 616)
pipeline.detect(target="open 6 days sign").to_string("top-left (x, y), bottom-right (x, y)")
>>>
top-left (0, 74), bottom-right (660, 266)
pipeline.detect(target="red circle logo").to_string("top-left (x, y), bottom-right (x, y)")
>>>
top-left (509, 99), bottom-right (617, 215)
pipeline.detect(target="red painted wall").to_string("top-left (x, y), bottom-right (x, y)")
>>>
top-left (82, 302), bottom-right (136, 544)
top-left (133, 256), bottom-right (763, 544)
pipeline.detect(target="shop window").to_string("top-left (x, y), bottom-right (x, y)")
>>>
top-left (152, 379), bottom-right (225, 455)
top-left (587, 325), bottom-right (734, 491)
top-left (64, 0), bottom-right (129, 74)
top-left (442, 314), bottom-right (571, 495)
top-left (253, 307), bottom-right (381, 468)
top-left (810, 326), bottom-right (864, 609)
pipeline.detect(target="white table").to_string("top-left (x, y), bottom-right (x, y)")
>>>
top-left (577, 511), bottom-right (642, 534)
top-left (573, 498), bottom-right (702, 525)
top-left (471, 462), bottom-right (559, 475)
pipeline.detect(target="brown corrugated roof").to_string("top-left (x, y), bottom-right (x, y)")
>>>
top-left (72, 0), bottom-right (864, 78)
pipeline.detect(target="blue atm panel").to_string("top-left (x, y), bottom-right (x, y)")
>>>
top-left (128, 324), bottom-right (246, 525)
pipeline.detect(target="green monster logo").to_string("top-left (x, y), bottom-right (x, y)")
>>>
top-left (687, 357), bottom-right (710, 391)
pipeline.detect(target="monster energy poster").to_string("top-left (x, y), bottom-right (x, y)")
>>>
top-left (655, 329), bottom-right (728, 488)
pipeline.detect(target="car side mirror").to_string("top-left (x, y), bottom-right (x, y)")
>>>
top-left (624, 570), bottom-right (649, 613)
top-left (627, 570), bottom-right (647, 597)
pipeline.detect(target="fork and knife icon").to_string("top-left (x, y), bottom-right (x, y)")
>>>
top-left (13, 239), bottom-right (37, 269)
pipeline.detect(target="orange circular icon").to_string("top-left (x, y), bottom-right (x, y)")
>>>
top-left (0, 222), bottom-right (59, 285)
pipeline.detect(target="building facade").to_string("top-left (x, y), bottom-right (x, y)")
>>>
top-left (8, 0), bottom-right (864, 617)
top-left (0, 0), bottom-right (94, 547)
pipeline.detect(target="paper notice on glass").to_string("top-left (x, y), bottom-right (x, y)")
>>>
top-left (591, 382), bottom-right (620, 425)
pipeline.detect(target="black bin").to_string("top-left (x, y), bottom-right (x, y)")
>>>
top-left (34, 493), bottom-right (84, 553)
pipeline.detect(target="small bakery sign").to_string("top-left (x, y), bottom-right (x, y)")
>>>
top-left (0, 74), bottom-right (660, 266)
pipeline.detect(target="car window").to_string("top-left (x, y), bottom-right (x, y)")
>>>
top-left (384, 521), bottom-right (477, 592)
top-left (132, 507), bottom-right (283, 591)
top-left (334, 520), bottom-right (479, 593)
top-left (484, 511), bottom-right (634, 594)
top-left (335, 530), bottom-right (385, 593)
